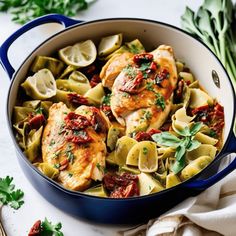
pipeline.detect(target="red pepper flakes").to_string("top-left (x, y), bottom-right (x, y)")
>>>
top-left (28, 220), bottom-right (41, 236)
top-left (67, 93), bottom-right (89, 106)
top-left (29, 114), bottom-right (45, 130)
top-left (90, 74), bottom-right (101, 88)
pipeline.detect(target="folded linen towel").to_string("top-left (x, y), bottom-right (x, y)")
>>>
top-left (118, 154), bottom-right (236, 236)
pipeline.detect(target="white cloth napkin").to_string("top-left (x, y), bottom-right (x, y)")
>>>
top-left (118, 153), bottom-right (236, 236)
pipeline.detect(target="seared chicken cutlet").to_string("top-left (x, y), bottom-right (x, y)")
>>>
top-left (100, 52), bottom-right (133, 90)
top-left (110, 45), bottom-right (178, 134)
top-left (42, 102), bottom-right (109, 191)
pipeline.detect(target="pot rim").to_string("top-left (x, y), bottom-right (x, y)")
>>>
top-left (6, 17), bottom-right (236, 201)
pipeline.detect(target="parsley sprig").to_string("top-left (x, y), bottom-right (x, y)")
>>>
top-left (0, 176), bottom-right (24, 210)
top-left (0, 0), bottom-right (95, 24)
top-left (29, 218), bottom-right (64, 236)
top-left (41, 218), bottom-right (64, 236)
top-left (152, 122), bottom-right (202, 174)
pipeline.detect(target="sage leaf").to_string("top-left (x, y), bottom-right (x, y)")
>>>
top-left (172, 158), bottom-right (186, 174)
top-left (152, 132), bottom-right (181, 147)
top-left (186, 139), bottom-right (201, 152)
top-left (190, 122), bottom-right (202, 136)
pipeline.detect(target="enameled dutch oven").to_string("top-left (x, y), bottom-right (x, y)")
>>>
top-left (1, 14), bottom-right (236, 225)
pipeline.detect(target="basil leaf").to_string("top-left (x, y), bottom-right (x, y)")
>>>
top-left (190, 122), bottom-right (203, 136)
top-left (152, 132), bottom-right (181, 147)
top-left (186, 139), bottom-right (201, 151)
top-left (175, 145), bottom-right (186, 161)
top-left (171, 158), bottom-right (186, 174)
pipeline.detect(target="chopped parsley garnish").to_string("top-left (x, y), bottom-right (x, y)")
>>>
top-left (209, 129), bottom-right (217, 138)
top-left (122, 92), bottom-right (129, 98)
top-left (139, 62), bottom-right (151, 72)
top-left (129, 44), bottom-right (140, 54)
top-left (65, 145), bottom-right (74, 163)
top-left (54, 163), bottom-right (60, 169)
top-left (155, 93), bottom-right (165, 111)
top-left (144, 111), bottom-right (152, 120)
top-left (96, 163), bottom-right (106, 173)
top-left (102, 94), bottom-right (112, 106)
top-left (0, 176), bottom-right (24, 210)
top-left (41, 218), bottom-right (64, 236)
top-left (123, 64), bottom-right (137, 78)
top-left (146, 81), bottom-right (154, 91)
top-left (68, 173), bottom-right (73, 178)
top-left (143, 147), bottom-right (148, 155)
top-left (35, 107), bottom-right (44, 114)
top-left (49, 139), bottom-right (55, 146)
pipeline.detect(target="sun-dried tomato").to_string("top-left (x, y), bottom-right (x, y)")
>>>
top-left (103, 172), bottom-right (139, 198)
top-left (209, 103), bottom-right (224, 136)
top-left (29, 114), bottom-right (45, 130)
top-left (110, 182), bottom-right (139, 198)
top-left (66, 130), bottom-right (92, 144)
top-left (148, 128), bottom-right (161, 136)
top-left (83, 64), bottom-right (96, 77)
top-left (28, 220), bottom-right (41, 236)
top-left (59, 158), bottom-right (69, 171)
top-left (67, 93), bottom-right (89, 106)
top-left (133, 53), bottom-right (153, 65)
top-left (120, 70), bottom-right (144, 94)
top-left (173, 79), bottom-right (184, 103)
top-left (100, 105), bottom-right (115, 121)
top-left (64, 112), bottom-right (91, 130)
top-left (135, 131), bottom-right (152, 142)
top-left (155, 68), bottom-right (170, 85)
top-left (90, 74), bottom-right (101, 88)
top-left (90, 107), bottom-right (107, 133)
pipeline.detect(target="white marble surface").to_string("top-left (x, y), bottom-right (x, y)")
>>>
top-left (0, 1), bottom-right (205, 235)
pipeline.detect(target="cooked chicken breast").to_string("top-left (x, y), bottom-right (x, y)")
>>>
top-left (100, 52), bottom-right (133, 90)
top-left (42, 102), bottom-right (109, 191)
top-left (110, 45), bottom-right (178, 134)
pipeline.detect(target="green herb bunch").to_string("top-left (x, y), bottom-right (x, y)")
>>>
top-left (0, 176), bottom-right (24, 209)
top-left (152, 122), bottom-right (202, 174)
top-left (0, 0), bottom-right (95, 24)
top-left (181, 0), bottom-right (236, 91)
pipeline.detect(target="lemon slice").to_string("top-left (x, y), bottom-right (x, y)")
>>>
top-left (59, 40), bottom-right (97, 67)
top-left (98, 33), bottom-right (123, 57)
top-left (138, 141), bottom-right (158, 173)
top-left (21, 69), bottom-right (56, 100)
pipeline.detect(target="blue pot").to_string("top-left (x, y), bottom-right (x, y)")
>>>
top-left (1, 14), bottom-right (236, 224)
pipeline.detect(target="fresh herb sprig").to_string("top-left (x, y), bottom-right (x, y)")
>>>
top-left (0, 0), bottom-right (95, 24)
top-left (0, 176), bottom-right (24, 210)
top-left (152, 122), bottom-right (202, 174)
top-left (181, 0), bottom-right (236, 91)
top-left (28, 218), bottom-right (64, 236)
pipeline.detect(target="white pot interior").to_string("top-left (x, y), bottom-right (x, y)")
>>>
top-left (8, 19), bottom-right (235, 146)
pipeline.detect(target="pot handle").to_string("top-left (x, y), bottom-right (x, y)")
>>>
top-left (0, 14), bottom-right (82, 79)
top-left (183, 152), bottom-right (236, 190)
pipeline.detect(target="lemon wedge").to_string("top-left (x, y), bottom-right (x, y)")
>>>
top-left (98, 33), bottom-right (123, 57)
top-left (21, 69), bottom-right (56, 100)
top-left (59, 40), bottom-right (97, 67)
